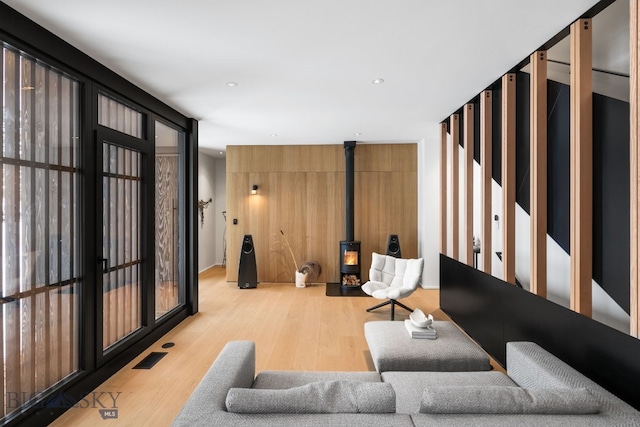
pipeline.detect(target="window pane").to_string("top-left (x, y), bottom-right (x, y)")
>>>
top-left (102, 142), bottom-right (142, 350)
top-left (1, 45), bottom-right (81, 421)
top-left (155, 121), bottom-right (184, 319)
top-left (97, 93), bottom-right (143, 138)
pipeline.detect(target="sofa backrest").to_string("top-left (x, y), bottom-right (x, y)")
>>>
top-left (172, 341), bottom-right (255, 426)
top-left (506, 341), bottom-right (637, 415)
top-left (369, 252), bottom-right (423, 290)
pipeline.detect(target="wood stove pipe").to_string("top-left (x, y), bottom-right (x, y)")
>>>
top-left (344, 141), bottom-right (356, 241)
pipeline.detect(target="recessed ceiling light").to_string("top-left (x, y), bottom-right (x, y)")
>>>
top-left (372, 78), bottom-right (384, 84)
top-left (270, 133), bottom-right (278, 137)
top-left (354, 133), bottom-right (361, 136)
top-left (226, 81), bottom-right (238, 87)
top-left (219, 151), bottom-right (223, 155)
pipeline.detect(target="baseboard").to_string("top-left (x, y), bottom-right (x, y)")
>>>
top-left (198, 263), bottom-right (219, 274)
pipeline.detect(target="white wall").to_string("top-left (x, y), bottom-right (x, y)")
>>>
top-left (198, 152), bottom-right (227, 272)
top-left (418, 136), bottom-right (441, 288)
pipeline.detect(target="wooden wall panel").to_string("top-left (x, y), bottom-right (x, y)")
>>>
top-left (306, 172), bottom-right (345, 282)
top-left (356, 170), bottom-right (418, 280)
top-left (632, 0), bottom-right (640, 337)
top-left (480, 91), bottom-right (492, 274)
top-left (502, 74), bottom-right (516, 284)
top-left (450, 114), bottom-right (460, 261)
top-left (226, 144), bottom-right (417, 283)
top-left (464, 104), bottom-right (474, 266)
top-left (440, 122), bottom-right (448, 254)
top-left (530, 51), bottom-right (548, 298)
top-left (227, 145), bottom-right (344, 173)
top-left (569, 19), bottom-right (593, 317)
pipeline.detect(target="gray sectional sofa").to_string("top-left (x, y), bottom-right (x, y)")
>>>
top-left (172, 340), bottom-right (640, 426)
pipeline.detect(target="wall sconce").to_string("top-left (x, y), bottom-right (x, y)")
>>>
top-left (198, 198), bottom-right (212, 227)
top-left (251, 184), bottom-right (258, 195)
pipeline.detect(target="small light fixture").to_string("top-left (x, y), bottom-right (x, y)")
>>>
top-left (270, 133), bottom-right (278, 137)
top-left (251, 184), bottom-right (258, 195)
top-left (354, 132), bottom-right (361, 136)
top-left (226, 81), bottom-right (238, 87)
top-left (372, 78), bottom-right (384, 84)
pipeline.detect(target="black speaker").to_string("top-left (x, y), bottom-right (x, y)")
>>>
top-left (238, 234), bottom-right (258, 289)
top-left (386, 234), bottom-right (401, 258)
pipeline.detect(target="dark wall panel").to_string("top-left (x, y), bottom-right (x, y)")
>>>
top-left (516, 72), bottom-right (531, 214)
top-left (441, 254), bottom-right (640, 410)
top-left (592, 92), bottom-right (630, 314)
top-left (473, 95), bottom-right (481, 163)
top-left (547, 80), bottom-right (571, 253)
top-left (492, 84), bottom-right (502, 185)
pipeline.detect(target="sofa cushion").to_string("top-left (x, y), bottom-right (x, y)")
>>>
top-left (419, 386), bottom-right (601, 415)
top-left (382, 371), bottom-right (516, 414)
top-left (225, 380), bottom-right (396, 414)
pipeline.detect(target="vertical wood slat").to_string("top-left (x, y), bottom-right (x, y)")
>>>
top-left (117, 154), bottom-right (124, 342)
top-left (55, 72), bottom-right (64, 382)
top-left (530, 51), bottom-right (548, 297)
top-left (502, 74), bottom-right (517, 284)
top-left (23, 57), bottom-right (37, 401)
top-left (480, 91), bottom-right (492, 274)
top-left (450, 114), bottom-right (460, 261)
top-left (102, 146), bottom-right (109, 349)
top-left (5, 47), bottom-right (22, 413)
top-left (54, 72), bottom-right (63, 382)
top-left (464, 104), bottom-right (475, 266)
top-left (68, 80), bottom-right (76, 374)
top-left (440, 122), bottom-right (448, 255)
top-left (632, 0), bottom-right (640, 337)
top-left (570, 19), bottom-right (593, 317)
top-left (43, 66), bottom-right (52, 388)
top-left (0, 46), bottom-right (4, 416)
top-left (125, 150), bottom-right (132, 335)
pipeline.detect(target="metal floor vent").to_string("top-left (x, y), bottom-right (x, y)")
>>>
top-left (133, 352), bottom-right (167, 369)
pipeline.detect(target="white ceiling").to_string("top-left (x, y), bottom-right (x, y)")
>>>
top-left (2, 0), bottom-right (605, 157)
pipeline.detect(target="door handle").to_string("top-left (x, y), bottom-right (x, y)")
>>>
top-left (99, 257), bottom-right (108, 273)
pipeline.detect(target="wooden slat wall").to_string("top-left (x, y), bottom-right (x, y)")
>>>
top-left (464, 104), bottom-right (474, 266)
top-left (530, 51), bottom-right (548, 297)
top-left (569, 18), bottom-right (593, 317)
top-left (632, 0), bottom-right (640, 337)
top-left (440, 122), bottom-right (448, 255)
top-left (226, 144), bottom-right (417, 283)
top-left (501, 74), bottom-right (517, 284)
top-left (4, 48), bottom-right (21, 416)
top-left (450, 114), bottom-right (460, 261)
top-left (480, 91), bottom-right (492, 274)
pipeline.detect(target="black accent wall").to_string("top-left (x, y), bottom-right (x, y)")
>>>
top-left (440, 254), bottom-right (640, 410)
top-left (547, 80), bottom-right (571, 253)
top-left (491, 84), bottom-right (503, 185)
top-left (516, 72), bottom-right (531, 214)
top-left (592, 92), bottom-right (630, 314)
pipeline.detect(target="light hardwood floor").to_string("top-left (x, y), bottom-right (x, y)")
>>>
top-left (50, 267), bottom-right (495, 426)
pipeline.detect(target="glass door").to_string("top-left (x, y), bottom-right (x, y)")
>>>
top-left (97, 129), bottom-right (148, 356)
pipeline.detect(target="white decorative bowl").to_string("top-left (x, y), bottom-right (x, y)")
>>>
top-left (410, 308), bottom-right (433, 328)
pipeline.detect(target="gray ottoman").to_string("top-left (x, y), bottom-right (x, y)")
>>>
top-left (364, 321), bottom-right (491, 372)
